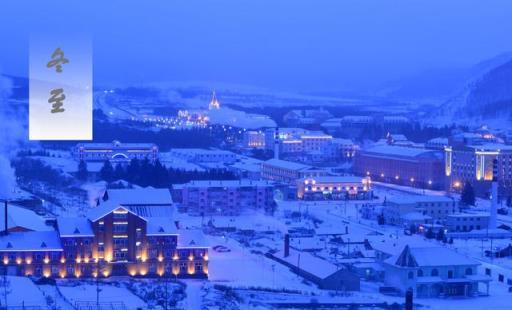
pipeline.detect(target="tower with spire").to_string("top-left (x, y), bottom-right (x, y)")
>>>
top-left (208, 90), bottom-right (220, 110)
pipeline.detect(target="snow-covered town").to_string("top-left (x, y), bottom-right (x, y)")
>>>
top-left (3, 1), bottom-right (512, 309)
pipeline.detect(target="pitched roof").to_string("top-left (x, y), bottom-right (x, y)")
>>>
top-left (87, 201), bottom-right (144, 222)
top-left (387, 246), bottom-right (479, 267)
top-left (264, 158), bottom-right (312, 171)
top-left (0, 204), bottom-right (52, 232)
top-left (146, 217), bottom-right (178, 236)
top-left (0, 231), bottom-right (62, 252)
top-left (273, 248), bottom-right (340, 279)
top-left (57, 217), bottom-right (94, 237)
top-left (177, 229), bottom-right (208, 248)
top-left (105, 187), bottom-right (173, 205)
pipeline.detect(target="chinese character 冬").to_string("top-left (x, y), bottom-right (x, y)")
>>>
top-left (48, 88), bottom-right (65, 113)
top-left (46, 48), bottom-right (69, 73)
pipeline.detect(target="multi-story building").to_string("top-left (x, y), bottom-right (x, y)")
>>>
top-left (282, 109), bottom-right (333, 127)
top-left (330, 138), bottom-right (358, 161)
top-left (354, 145), bottom-right (445, 189)
top-left (383, 195), bottom-right (457, 225)
top-left (73, 140), bottom-right (159, 163)
top-left (261, 158), bottom-right (328, 184)
top-left (296, 176), bottom-right (372, 200)
top-left (173, 180), bottom-right (275, 215)
top-left (0, 202), bottom-right (208, 279)
top-left (242, 131), bottom-right (265, 149)
top-left (264, 128), bottom-right (333, 161)
top-left (169, 148), bottom-right (237, 164)
top-left (383, 245), bottom-right (490, 298)
top-left (445, 212), bottom-right (490, 232)
top-left (0, 189), bottom-right (208, 279)
top-left (445, 142), bottom-right (512, 197)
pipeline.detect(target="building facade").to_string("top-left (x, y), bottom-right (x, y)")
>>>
top-left (296, 176), bottom-right (372, 200)
top-left (445, 143), bottom-right (512, 198)
top-left (73, 140), bottom-right (159, 163)
top-left (0, 203), bottom-right (208, 279)
top-left (174, 180), bottom-right (275, 215)
top-left (354, 145), bottom-right (445, 189)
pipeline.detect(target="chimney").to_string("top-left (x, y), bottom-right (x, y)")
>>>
top-left (3, 201), bottom-right (8, 235)
top-left (284, 233), bottom-right (290, 257)
top-left (274, 127), bottom-right (280, 160)
top-left (489, 159), bottom-right (499, 229)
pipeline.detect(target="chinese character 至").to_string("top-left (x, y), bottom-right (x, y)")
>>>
top-left (48, 88), bottom-right (65, 113)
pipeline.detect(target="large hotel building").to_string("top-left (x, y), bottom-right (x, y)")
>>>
top-left (445, 143), bottom-right (512, 197)
top-left (0, 189), bottom-right (208, 279)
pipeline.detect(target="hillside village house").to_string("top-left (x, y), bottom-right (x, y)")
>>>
top-left (384, 245), bottom-right (491, 298)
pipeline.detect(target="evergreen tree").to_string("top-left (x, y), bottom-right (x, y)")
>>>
top-left (114, 164), bottom-right (126, 181)
top-left (100, 160), bottom-right (114, 183)
top-left (77, 160), bottom-right (88, 181)
top-left (460, 181), bottom-right (476, 206)
top-left (127, 158), bottom-right (141, 183)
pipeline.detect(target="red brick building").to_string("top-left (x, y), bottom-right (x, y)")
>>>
top-left (354, 145), bottom-right (445, 189)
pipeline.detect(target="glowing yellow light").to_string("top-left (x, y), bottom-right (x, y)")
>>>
top-left (157, 255), bottom-right (164, 262)
top-left (16, 258), bottom-right (22, 265)
top-left (3, 258), bottom-right (9, 265)
top-left (172, 264), bottom-right (180, 275)
top-left (60, 257), bottom-right (66, 264)
top-left (26, 258), bottom-right (32, 265)
top-left (187, 262), bottom-right (195, 275)
top-left (172, 253), bottom-right (179, 261)
top-left (76, 257), bottom-right (81, 263)
top-left (44, 257), bottom-right (50, 264)
top-left (129, 269), bottom-right (137, 277)
top-left (102, 270), bottom-right (110, 277)
top-left (203, 253), bottom-right (209, 261)
top-left (43, 270), bottom-right (51, 278)
top-left (188, 254), bottom-right (194, 261)
top-left (84, 257), bottom-right (90, 263)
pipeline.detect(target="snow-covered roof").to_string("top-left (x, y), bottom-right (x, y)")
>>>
top-left (87, 201), bottom-right (144, 222)
top-left (57, 217), bottom-right (94, 237)
top-left (299, 176), bottom-right (367, 184)
top-left (386, 246), bottom-right (479, 267)
top-left (177, 229), bottom-right (208, 248)
top-left (362, 145), bottom-right (442, 159)
top-left (447, 212), bottom-right (489, 218)
top-left (273, 248), bottom-right (340, 279)
top-left (146, 217), bottom-right (178, 236)
top-left (0, 204), bottom-right (52, 232)
top-left (0, 231), bottom-right (62, 252)
top-left (179, 179), bottom-right (271, 188)
top-left (263, 158), bottom-right (312, 171)
top-left (106, 187), bottom-right (173, 205)
top-left (467, 143), bottom-right (512, 151)
top-left (387, 195), bottom-right (454, 205)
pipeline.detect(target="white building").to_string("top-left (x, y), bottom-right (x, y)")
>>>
top-left (446, 212), bottom-right (490, 232)
top-left (261, 158), bottom-right (328, 184)
top-left (242, 131), bottom-right (265, 149)
top-left (384, 245), bottom-right (490, 298)
top-left (169, 148), bottom-right (237, 164)
top-left (383, 195), bottom-right (457, 226)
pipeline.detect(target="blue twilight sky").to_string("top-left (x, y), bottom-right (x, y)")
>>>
top-left (1, 0), bottom-right (512, 92)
